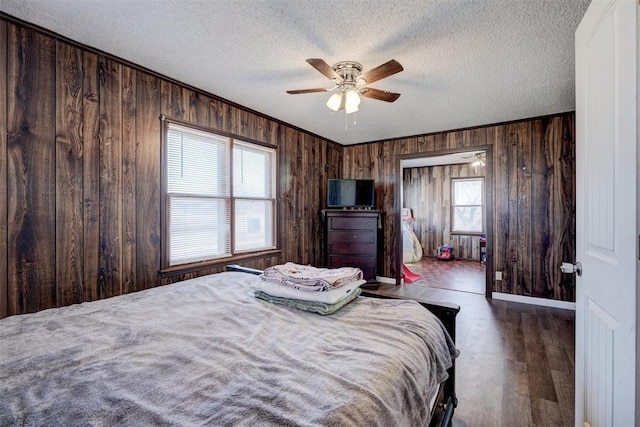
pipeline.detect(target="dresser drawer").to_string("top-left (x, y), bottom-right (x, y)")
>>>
top-left (328, 230), bottom-right (375, 244)
top-left (330, 242), bottom-right (376, 255)
top-left (328, 255), bottom-right (376, 280)
top-left (329, 217), bottom-right (378, 230)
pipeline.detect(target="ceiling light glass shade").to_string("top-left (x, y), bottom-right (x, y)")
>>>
top-left (326, 92), bottom-right (343, 111)
top-left (344, 89), bottom-right (360, 114)
top-left (345, 103), bottom-right (359, 114)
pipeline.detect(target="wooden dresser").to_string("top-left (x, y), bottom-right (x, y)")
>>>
top-left (323, 210), bottom-right (381, 284)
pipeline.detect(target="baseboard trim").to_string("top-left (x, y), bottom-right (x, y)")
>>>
top-left (376, 276), bottom-right (397, 285)
top-left (492, 292), bottom-right (576, 310)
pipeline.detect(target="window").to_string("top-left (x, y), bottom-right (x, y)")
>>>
top-left (451, 178), bottom-right (484, 233)
top-left (163, 121), bottom-right (276, 267)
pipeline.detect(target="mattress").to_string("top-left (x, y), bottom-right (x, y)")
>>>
top-left (0, 271), bottom-right (458, 426)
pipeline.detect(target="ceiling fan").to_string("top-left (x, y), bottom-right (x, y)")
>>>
top-left (287, 59), bottom-right (403, 114)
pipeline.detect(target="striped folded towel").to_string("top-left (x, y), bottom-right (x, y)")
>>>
top-left (261, 262), bottom-right (363, 292)
top-left (253, 279), bottom-right (365, 305)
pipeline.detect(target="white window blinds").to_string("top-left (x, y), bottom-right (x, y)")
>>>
top-left (165, 122), bottom-right (276, 267)
top-left (233, 141), bottom-right (276, 253)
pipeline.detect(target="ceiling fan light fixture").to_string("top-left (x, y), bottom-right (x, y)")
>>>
top-left (326, 92), bottom-right (343, 111)
top-left (472, 152), bottom-right (486, 168)
top-left (346, 88), bottom-right (360, 106)
top-left (289, 58), bottom-right (403, 120)
top-left (344, 89), bottom-right (361, 114)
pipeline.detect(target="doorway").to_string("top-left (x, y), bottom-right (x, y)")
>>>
top-left (396, 146), bottom-right (493, 298)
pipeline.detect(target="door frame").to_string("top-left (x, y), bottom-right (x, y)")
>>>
top-left (395, 145), bottom-right (494, 298)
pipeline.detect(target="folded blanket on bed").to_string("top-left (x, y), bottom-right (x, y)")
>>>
top-left (261, 262), bottom-right (363, 292)
top-left (254, 288), bottom-right (361, 315)
top-left (254, 278), bottom-right (366, 304)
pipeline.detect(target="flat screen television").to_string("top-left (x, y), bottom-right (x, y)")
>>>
top-left (327, 179), bottom-right (375, 208)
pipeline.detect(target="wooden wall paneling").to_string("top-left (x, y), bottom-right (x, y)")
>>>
top-left (98, 56), bottom-right (123, 299)
top-left (161, 80), bottom-right (188, 120)
top-left (402, 136), bottom-right (418, 153)
top-left (505, 123), bottom-right (521, 294)
top-left (299, 134), bottom-right (316, 266)
top-left (421, 168), bottom-right (432, 254)
top-left (286, 128), bottom-right (301, 263)
top-left (278, 127), bottom-right (293, 261)
top-left (530, 118), bottom-right (551, 299)
top-left (161, 81), bottom-right (189, 123)
top-left (279, 127), bottom-right (299, 263)
top-left (230, 107), bottom-right (246, 136)
top-left (266, 120), bottom-right (281, 148)
top-left (295, 132), bottom-right (308, 264)
top-left (447, 131), bottom-right (463, 150)
top-left (516, 122), bottom-right (532, 296)
top-left (489, 125), bottom-right (507, 293)
top-left (82, 52), bottom-right (100, 302)
top-left (471, 127), bottom-right (488, 147)
top-left (549, 117), bottom-right (576, 301)
top-left (0, 19), bottom-right (7, 318)
top-left (135, 72), bottom-right (161, 290)
top-left (384, 140), bottom-right (401, 277)
top-left (250, 111), bottom-right (268, 142)
top-left (442, 166), bottom-right (452, 247)
top-left (560, 116), bottom-right (576, 301)
top-left (121, 65), bottom-right (137, 294)
top-left (210, 99), bottom-right (230, 132)
top-left (55, 41), bottom-right (85, 306)
top-left (303, 134), bottom-right (314, 264)
top-left (7, 25), bottom-right (57, 314)
top-left (188, 91), bottom-right (210, 126)
top-left (307, 136), bottom-right (322, 264)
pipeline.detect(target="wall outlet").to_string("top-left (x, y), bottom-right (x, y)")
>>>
top-left (495, 271), bottom-right (503, 281)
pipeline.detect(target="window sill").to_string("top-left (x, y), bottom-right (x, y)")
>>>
top-left (159, 249), bottom-right (281, 278)
top-left (450, 231), bottom-right (485, 236)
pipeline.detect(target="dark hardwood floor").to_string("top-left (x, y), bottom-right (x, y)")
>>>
top-left (369, 284), bottom-right (575, 426)
top-left (404, 257), bottom-right (486, 295)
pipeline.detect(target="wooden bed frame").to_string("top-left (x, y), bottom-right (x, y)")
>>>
top-left (226, 264), bottom-right (460, 427)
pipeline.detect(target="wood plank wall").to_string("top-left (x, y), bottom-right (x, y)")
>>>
top-left (344, 115), bottom-right (576, 301)
top-left (403, 162), bottom-right (485, 260)
top-left (0, 19), bottom-right (341, 318)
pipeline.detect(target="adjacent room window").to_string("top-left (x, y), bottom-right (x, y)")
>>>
top-left (451, 177), bottom-right (484, 233)
top-left (164, 121), bottom-right (276, 267)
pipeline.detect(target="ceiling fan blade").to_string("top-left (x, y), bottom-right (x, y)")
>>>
top-left (306, 58), bottom-right (342, 82)
top-left (359, 60), bottom-right (403, 85)
top-left (361, 88), bottom-right (401, 102)
top-left (286, 88), bottom-right (330, 94)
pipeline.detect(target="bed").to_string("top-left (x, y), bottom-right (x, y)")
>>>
top-left (0, 267), bottom-right (459, 426)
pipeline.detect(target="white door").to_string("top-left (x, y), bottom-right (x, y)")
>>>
top-left (574, 1), bottom-right (637, 426)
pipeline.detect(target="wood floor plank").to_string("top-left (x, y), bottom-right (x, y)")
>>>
top-left (502, 393), bottom-right (533, 427)
top-left (531, 397), bottom-right (564, 427)
top-left (551, 369), bottom-right (575, 426)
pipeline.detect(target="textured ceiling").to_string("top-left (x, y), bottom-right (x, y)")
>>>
top-left (0, 0), bottom-right (590, 145)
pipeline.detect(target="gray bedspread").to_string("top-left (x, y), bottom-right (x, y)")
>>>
top-left (0, 272), bottom-right (458, 426)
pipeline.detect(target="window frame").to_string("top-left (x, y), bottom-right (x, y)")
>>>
top-left (160, 116), bottom-right (279, 275)
top-left (450, 177), bottom-right (485, 235)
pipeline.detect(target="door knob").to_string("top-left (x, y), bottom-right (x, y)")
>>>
top-left (560, 261), bottom-right (582, 276)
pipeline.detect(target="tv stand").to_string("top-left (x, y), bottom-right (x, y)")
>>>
top-left (322, 210), bottom-right (382, 289)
